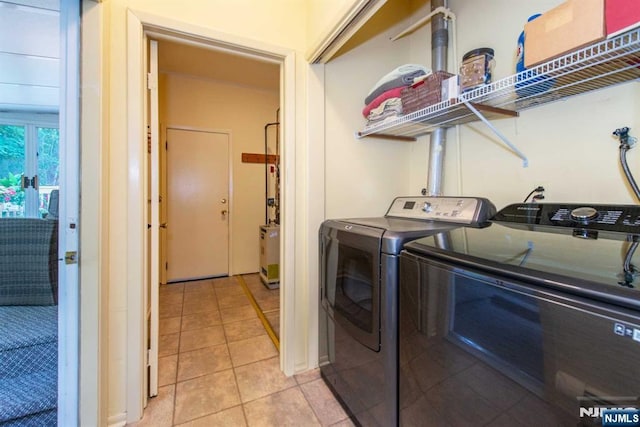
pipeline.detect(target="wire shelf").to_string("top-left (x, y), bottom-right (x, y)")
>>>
top-left (357, 28), bottom-right (640, 140)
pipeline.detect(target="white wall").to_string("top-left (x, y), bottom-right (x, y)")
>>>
top-left (307, 0), bottom-right (361, 47)
top-left (159, 72), bottom-right (280, 275)
top-left (324, 0), bottom-right (418, 218)
top-left (346, 0), bottom-right (640, 308)
top-left (409, 0), bottom-right (640, 209)
top-left (100, 1), bottom-right (309, 423)
top-left (88, 0), bottom-right (640, 423)
top-left (325, 0), bottom-right (640, 217)
top-left (79, 1), bottom-right (108, 425)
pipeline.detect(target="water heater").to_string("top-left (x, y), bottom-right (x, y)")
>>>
top-left (259, 224), bottom-right (279, 289)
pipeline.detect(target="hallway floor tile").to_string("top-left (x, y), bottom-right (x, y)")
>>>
top-left (130, 275), bottom-right (353, 427)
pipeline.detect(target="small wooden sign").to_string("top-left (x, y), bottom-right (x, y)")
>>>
top-left (242, 153), bottom-right (280, 164)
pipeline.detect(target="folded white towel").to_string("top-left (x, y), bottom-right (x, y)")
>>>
top-left (367, 64), bottom-right (430, 97)
top-left (367, 98), bottom-right (403, 120)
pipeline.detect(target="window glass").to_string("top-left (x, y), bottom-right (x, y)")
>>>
top-left (0, 124), bottom-right (26, 217)
top-left (0, 123), bottom-right (59, 218)
top-left (37, 127), bottom-right (59, 217)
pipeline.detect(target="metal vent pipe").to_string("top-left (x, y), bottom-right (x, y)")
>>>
top-left (427, 0), bottom-right (449, 196)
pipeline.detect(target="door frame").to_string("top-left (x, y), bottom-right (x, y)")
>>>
top-left (126, 9), bottom-right (296, 422)
top-left (147, 38), bottom-right (160, 401)
top-left (59, 0), bottom-right (80, 425)
top-left (79, 1), bottom-right (106, 425)
top-left (163, 126), bottom-right (233, 281)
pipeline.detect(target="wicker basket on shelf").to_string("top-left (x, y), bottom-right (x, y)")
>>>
top-left (401, 71), bottom-right (454, 114)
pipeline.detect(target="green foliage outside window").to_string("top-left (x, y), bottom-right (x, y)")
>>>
top-left (38, 127), bottom-right (59, 186)
top-left (0, 173), bottom-right (24, 205)
top-left (0, 123), bottom-right (59, 217)
top-left (0, 125), bottom-right (25, 180)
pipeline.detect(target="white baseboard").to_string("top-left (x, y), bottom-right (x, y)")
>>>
top-left (107, 412), bottom-right (127, 427)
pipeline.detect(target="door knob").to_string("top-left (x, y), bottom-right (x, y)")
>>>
top-left (221, 210), bottom-right (228, 216)
top-left (160, 223), bottom-right (167, 229)
top-left (221, 198), bottom-right (227, 204)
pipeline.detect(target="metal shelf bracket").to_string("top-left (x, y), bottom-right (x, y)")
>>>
top-left (356, 28), bottom-right (640, 166)
top-left (459, 96), bottom-right (529, 167)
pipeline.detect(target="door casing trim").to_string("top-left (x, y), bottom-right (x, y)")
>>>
top-left (126, 9), bottom-right (297, 422)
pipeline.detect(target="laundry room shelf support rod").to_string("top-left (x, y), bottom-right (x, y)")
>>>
top-left (426, 0), bottom-right (450, 196)
top-left (460, 98), bottom-right (529, 168)
top-left (390, 6), bottom-right (456, 42)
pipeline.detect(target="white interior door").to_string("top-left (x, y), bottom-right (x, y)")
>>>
top-left (160, 124), bottom-right (168, 286)
top-left (58, 1), bottom-right (80, 424)
top-left (146, 39), bottom-right (160, 399)
top-left (166, 128), bottom-right (229, 282)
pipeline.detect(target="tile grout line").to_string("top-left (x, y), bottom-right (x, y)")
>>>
top-left (297, 385), bottom-right (325, 426)
top-left (227, 276), bottom-right (251, 427)
top-left (173, 285), bottom-right (186, 425)
top-left (176, 278), bottom-right (228, 426)
top-left (212, 277), bottom-right (240, 415)
top-left (162, 277), bottom-right (279, 426)
top-left (236, 274), bottom-right (280, 352)
top-left (166, 284), bottom-right (184, 427)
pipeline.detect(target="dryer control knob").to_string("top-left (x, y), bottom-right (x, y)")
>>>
top-left (570, 207), bottom-right (598, 221)
top-left (422, 202), bottom-right (432, 213)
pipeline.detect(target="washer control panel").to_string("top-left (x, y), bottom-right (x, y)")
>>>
top-left (386, 196), bottom-right (496, 226)
top-left (492, 203), bottom-right (640, 234)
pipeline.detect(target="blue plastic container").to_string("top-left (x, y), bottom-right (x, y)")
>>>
top-left (515, 13), bottom-right (555, 97)
top-left (517, 14), bottom-right (541, 73)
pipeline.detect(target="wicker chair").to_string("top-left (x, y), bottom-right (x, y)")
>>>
top-left (0, 218), bottom-right (58, 425)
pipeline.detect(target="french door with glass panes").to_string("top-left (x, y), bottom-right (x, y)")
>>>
top-left (0, 115), bottom-right (59, 219)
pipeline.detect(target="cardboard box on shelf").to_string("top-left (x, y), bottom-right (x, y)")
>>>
top-left (606, 0), bottom-right (640, 37)
top-left (524, 0), bottom-right (605, 68)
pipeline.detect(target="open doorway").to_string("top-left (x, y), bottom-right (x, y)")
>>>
top-left (156, 39), bottom-right (280, 284)
top-left (144, 34), bottom-right (284, 402)
top-left (127, 13), bottom-right (298, 420)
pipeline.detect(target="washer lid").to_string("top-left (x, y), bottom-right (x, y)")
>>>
top-left (326, 217), bottom-right (457, 255)
top-left (404, 224), bottom-right (640, 308)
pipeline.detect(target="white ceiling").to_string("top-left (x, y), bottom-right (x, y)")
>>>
top-left (0, 3), bottom-right (279, 113)
top-left (157, 40), bottom-right (280, 92)
top-left (1, 0), bottom-right (58, 11)
top-left (0, 0), bottom-right (60, 112)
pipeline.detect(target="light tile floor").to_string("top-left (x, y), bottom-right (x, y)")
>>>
top-left (242, 274), bottom-right (281, 341)
top-left (129, 274), bottom-right (353, 427)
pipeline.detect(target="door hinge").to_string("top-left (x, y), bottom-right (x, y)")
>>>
top-left (147, 72), bottom-right (157, 90)
top-left (146, 349), bottom-right (151, 367)
top-left (165, 262), bottom-right (168, 270)
top-left (65, 251), bottom-right (78, 265)
top-left (165, 141), bottom-right (168, 150)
